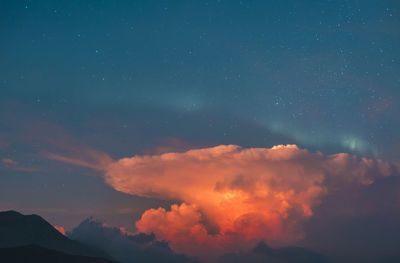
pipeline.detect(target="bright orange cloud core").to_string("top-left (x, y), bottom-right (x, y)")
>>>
top-left (104, 144), bottom-right (392, 256)
top-left (54, 225), bottom-right (66, 235)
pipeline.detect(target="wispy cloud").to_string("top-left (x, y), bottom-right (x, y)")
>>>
top-left (1, 158), bottom-right (38, 172)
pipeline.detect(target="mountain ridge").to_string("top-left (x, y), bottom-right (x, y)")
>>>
top-left (0, 210), bottom-right (112, 260)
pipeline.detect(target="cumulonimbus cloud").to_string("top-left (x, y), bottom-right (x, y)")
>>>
top-left (103, 144), bottom-right (393, 256)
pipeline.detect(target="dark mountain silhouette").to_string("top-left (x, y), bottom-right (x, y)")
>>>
top-left (0, 245), bottom-right (116, 263)
top-left (219, 241), bottom-right (334, 263)
top-left (0, 210), bottom-right (111, 260)
top-left (68, 217), bottom-right (199, 263)
top-left (254, 242), bottom-right (333, 263)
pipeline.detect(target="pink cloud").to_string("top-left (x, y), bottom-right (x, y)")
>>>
top-left (103, 144), bottom-right (393, 257)
top-left (44, 151), bottom-right (112, 171)
top-left (54, 225), bottom-right (66, 235)
top-left (142, 137), bottom-right (205, 155)
top-left (44, 144), bottom-right (113, 172)
top-left (2, 158), bottom-right (17, 165)
top-left (1, 158), bottom-right (38, 172)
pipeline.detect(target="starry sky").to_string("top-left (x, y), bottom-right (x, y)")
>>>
top-left (0, 1), bottom-right (400, 262)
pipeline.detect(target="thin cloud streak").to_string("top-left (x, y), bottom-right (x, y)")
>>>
top-left (1, 158), bottom-right (38, 172)
top-left (43, 145), bottom-right (113, 171)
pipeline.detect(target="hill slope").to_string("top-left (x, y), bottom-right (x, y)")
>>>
top-left (0, 245), bottom-right (116, 263)
top-left (0, 210), bottom-right (110, 259)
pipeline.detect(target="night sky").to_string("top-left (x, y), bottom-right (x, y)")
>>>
top-left (1, 1), bottom-right (400, 263)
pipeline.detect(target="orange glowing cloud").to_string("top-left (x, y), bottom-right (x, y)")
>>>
top-left (54, 225), bottom-right (66, 235)
top-left (104, 144), bottom-right (392, 256)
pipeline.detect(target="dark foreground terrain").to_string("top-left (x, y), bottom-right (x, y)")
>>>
top-left (0, 245), bottom-right (116, 263)
top-left (0, 210), bottom-right (115, 262)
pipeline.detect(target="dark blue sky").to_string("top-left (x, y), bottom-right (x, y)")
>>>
top-left (0, 1), bottom-right (399, 259)
top-left (1, 0), bottom-right (399, 157)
